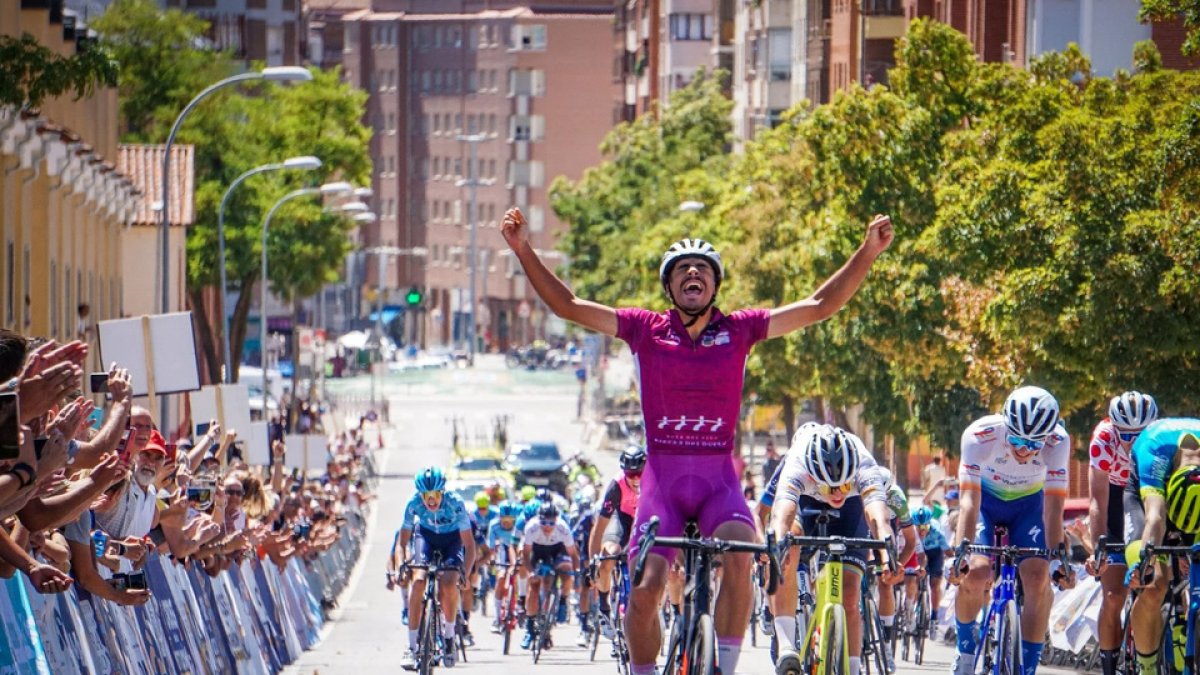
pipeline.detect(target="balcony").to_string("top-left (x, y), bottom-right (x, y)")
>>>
top-left (860, 0), bottom-right (904, 16)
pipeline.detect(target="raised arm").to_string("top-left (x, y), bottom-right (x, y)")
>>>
top-left (502, 208), bottom-right (618, 337)
top-left (767, 215), bottom-right (893, 339)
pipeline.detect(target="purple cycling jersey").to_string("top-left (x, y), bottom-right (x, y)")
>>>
top-left (616, 306), bottom-right (771, 456)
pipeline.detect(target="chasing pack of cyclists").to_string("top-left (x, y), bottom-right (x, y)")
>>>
top-left (378, 203), bottom-right (1190, 675)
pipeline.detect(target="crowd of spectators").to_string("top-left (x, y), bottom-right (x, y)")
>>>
top-left (0, 327), bottom-right (375, 609)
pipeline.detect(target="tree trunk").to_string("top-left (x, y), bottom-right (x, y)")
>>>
top-left (227, 275), bottom-right (257, 383)
top-left (188, 287), bottom-right (221, 385)
top-left (781, 394), bottom-right (796, 441)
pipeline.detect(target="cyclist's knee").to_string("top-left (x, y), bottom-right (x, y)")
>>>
top-left (961, 560), bottom-right (992, 594)
top-left (1018, 559), bottom-right (1050, 595)
top-left (722, 551), bottom-right (751, 579)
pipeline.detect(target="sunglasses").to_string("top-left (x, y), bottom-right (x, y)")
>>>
top-left (817, 482), bottom-right (853, 497)
top-left (539, 519), bottom-right (557, 526)
top-left (1007, 435), bottom-right (1046, 452)
top-left (421, 490), bottom-right (444, 500)
top-left (624, 470), bottom-right (643, 479)
top-left (225, 488), bottom-right (244, 496)
top-left (1117, 431), bottom-right (1140, 443)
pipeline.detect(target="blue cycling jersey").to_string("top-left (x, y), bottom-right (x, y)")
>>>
top-left (471, 508), bottom-right (497, 543)
top-left (1133, 418), bottom-right (1200, 499)
top-left (486, 519), bottom-right (519, 549)
top-left (921, 524), bottom-right (949, 552)
top-left (402, 491), bottom-right (471, 534)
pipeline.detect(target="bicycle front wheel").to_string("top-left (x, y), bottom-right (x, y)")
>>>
top-left (997, 600), bottom-right (1021, 675)
top-left (685, 613), bottom-right (717, 675)
top-left (821, 604), bottom-right (848, 675)
top-left (913, 588), bottom-right (929, 665)
top-left (419, 600), bottom-right (438, 675)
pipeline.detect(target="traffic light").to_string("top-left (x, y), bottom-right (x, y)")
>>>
top-left (406, 286), bottom-right (423, 306)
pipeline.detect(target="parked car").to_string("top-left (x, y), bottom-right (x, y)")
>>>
top-left (505, 441), bottom-right (569, 495)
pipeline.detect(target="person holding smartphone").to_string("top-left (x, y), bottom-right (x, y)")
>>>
top-left (62, 473), bottom-right (150, 606)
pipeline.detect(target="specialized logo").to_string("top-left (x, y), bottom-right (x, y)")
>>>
top-left (1029, 524), bottom-right (1042, 540)
top-left (655, 416), bottom-right (726, 432)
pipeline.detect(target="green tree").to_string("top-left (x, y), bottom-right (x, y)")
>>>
top-left (0, 33), bottom-right (116, 108)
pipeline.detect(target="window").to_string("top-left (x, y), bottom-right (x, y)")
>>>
top-left (487, 114), bottom-right (497, 135)
top-left (432, 114), bottom-right (441, 134)
top-left (511, 24), bottom-right (547, 51)
top-left (421, 70), bottom-right (431, 91)
top-left (507, 160), bottom-right (544, 187)
top-left (768, 29), bottom-right (791, 81)
top-left (477, 25), bottom-right (488, 49)
top-left (669, 13), bottom-right (713, 41)
top-left (434, 70), bottom-right (443, 91)
top-left (434, 27), bottom-right (443, 48)
top-left (421, 158), bottom-right (429, 179)
top-left (488, 70), bottom-right (497, 91)
top-left (528, 206), bottom-right (545, 232)
top-left (454, 113), bottom-right (462, 132)
top-left (453, 157), bottom-right (462, 178)
top-left (433, 156), bottom-right (441, 177)
top-left (509, 114), bottom-right (544, 141)
top-left (387, 112), bottom-right (396, 134)
top-left (467, 70), bottom-right (478, 93)
top-left (450, 27), bottom-right (462, 48)
top-left (467, 114), bottom-right (477, 134)
top-left (452, 200), bottom-right (462, 225)
top-left (508, 69), bottom-right (546, 97)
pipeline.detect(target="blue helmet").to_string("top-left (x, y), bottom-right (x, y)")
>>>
top-left (913, 506), bottom-right (934, 527)
top-left (414, 467), bottom-right (446, 493)
top-left (498, 500), bottom-right (520, 518)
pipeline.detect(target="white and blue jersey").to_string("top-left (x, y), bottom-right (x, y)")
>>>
top-left (487, 520), bottom-right (519, 564)
top-left (402, 491), bottom-right (472, 535)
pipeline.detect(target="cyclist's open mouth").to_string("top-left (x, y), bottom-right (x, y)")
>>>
top-left (682, 280), bottom-right (706, 298)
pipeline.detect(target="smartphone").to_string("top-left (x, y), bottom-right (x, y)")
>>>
top-left (87, 408), bottom-right (104, 431)
top-left (108, 574), bottom-right (129, 592)
top-left (0, 393), bottom-right (19, 461)
top-left (164, 443), bottom-right (178, 461)
top-left (196, 422), bottom-right (211, 436)
top-left (125, 571), bottom-right (148, 591)
top-left (89, 372), bottom-right (108, 393)
top-left (228, 441), bottom-right (244, 462)
top-left (115, 428), bottom-right (132, 461)
top-left (33, 437), bottom-right (47, 461)
top-left (186, 483), bottom-right (214, 505)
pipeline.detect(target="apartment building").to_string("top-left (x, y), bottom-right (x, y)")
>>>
top-left (342, 2), bottom-right (616, 350)
top-left (1, 0), bottom-right (144, 345)
top-left (732, 0), bottom-right (795, 144)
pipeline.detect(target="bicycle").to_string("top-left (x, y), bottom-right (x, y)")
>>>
top-left (777, 508), bottom-right (895, 675)
top-left (1090, 536), bottom-right (1137, 675)
top-left (402, 551), bottom-right (463, 675)
top-left (950, 528), bottom-right (1067, 675)
top-left (491, 562), bottom-right (522, 655)
top-left (632, 516), bottom-right (780, 675)
top-left (860, 562), bottom-right (896, 675)
top-left (589, 552), bottom-right (632, 672)
top-left (530, 561), bottom-right (564, 664)
top-left (900, 569), bottom-right (930, 665)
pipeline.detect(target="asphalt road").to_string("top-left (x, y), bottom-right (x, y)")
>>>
top-left (285, 355), bottom-right (1075, 675)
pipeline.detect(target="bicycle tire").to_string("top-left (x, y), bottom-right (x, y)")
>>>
top-left (1162, 603), bottom-right (1182, 675)
top-left (588, 607), bottom-right (600, 661)
top-left (685, 613), bottom-right (717, 675)
top-left (419, 598), bottom-right (438, 675)
top-left (823, 604), bottom-right (848, 675)
top-left (502, 614), bottom-right (513, 656)
top-left (913, 587), bottom-right (928, 666)
top-left (663, 611), bottom-right (684, 674)
top-left (862, 594), bottom-right (888, 675)
top-left (458, 614), bottom-right (468, 663)
top-left (997, 600), bottom-right (1021, 675)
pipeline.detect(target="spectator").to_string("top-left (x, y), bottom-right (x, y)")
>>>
top-left (760, 439), bottom-right (781, 485)
top-left (921, 454), bottom-right (947, 503)
top-left (94, 425), bottom-right (167, 541)
top-left (62, 469), bottom-right (151, 607)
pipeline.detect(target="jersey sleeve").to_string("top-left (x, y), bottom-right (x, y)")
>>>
top-left (775, 452), bottom-right (808, 504)
top-left (1089, 422), bottom-right (1117, 473)
top-left (856, 465), bottom-right (889, 506)
top-left (959, 427), bottom-right (984, 492)
top-left (453, 499), bottom-right (472, 532)
top-left (1043, 428), bottom-right (1071, 498)
top-left (729, 308), bottom-right (772, 346)
top-left (557, 522), bottom-right (576, 547)
top-left (401, 496), bottom-right (419, 531)
top-left (887, 485), bottom-right (912, 525)
top-left (1134, 432), bottom-right (1173, 499)
top-left (616, 308), bottom-right (656, 352)
top-left (599, 480), bottom-right (622, 519)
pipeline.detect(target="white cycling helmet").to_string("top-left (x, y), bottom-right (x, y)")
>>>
top-left (796, 423), bottom-right (861, 488)
top-left (1109, 391), bottom-right (1158, 431)
top-left (658, 239), bottom-right (724, 290)
top-left (1003, 386), bottom-right (1061, 440)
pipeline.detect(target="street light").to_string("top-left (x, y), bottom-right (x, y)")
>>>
top-left (160, 67), bottom-right (315, 315)
top-left (360, 244), bottom-right (427, 406)
top-left (456, 133), bottom-right (493, 366)
top-left (159, 66), bottom-right (316, 425)
top-left (333, 201), bottom-right (370, 213)
top-left (258, 182), bottom-right (354, 413)
top-left (217, 155), bottom-right (322, 382)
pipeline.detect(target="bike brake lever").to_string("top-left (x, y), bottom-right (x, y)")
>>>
top-left (765, 532), bottom-right (781, 595)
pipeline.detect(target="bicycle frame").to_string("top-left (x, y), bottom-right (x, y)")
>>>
top-left (975, 549), bottom-right (1020, 675)
top-left (1140, 542), bottom-right (1200, 675)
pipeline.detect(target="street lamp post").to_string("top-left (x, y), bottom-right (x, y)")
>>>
top-left (361, 243), bottom-right (427, 407)
top-left (456, 133), bottom-right (492, 366)
top-left (158, 66), bottom-right (312, 426)
top-left (218, 156), bottom-right (321, 383)
top-left (258, 183), bottom-right (353, 414)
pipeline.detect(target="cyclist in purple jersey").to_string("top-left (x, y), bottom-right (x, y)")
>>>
top-left (502, 206), bottom-right (893, 675)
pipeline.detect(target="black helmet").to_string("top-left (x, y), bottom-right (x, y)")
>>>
top-left (537, 503), bottom-right (559, 521)
top-left (620, 445), bottom-right (647, 472)
top-left (535, 488), bottom-right (553, 503)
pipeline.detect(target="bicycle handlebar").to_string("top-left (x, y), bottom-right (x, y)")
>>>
top-left (631, 516), bottom-right (781, 593)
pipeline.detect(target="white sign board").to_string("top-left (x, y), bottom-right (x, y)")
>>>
top-left (98, 312), bottom-right (200, 398)
top-left (283, 434), bottom-right (328, 472)
top-left (190, 384), bottom-right (253, 444)
top-left (247, 421), bottom-right (271, 467)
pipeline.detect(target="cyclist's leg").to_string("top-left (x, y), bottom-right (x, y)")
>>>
top-left (926, 549), bottom-right (945, 632)
top-left (625, 458), bottom-right (686, 675)
top-left (556, 556), bottom-right (575, 612)
top-left (955, 499), bottom-right (999, 664)
top-left (1010, 493), bottom-right (1051, 674)
top-left (1098, 482), bottom-right (1128, 675)
top-left (697, 455), bottom-right (760, 675)
top-left (1123, 480), bottom-right (1171, 670)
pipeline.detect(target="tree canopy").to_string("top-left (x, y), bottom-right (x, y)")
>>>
top-left (551, 21), bottom-right (1200, 456)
